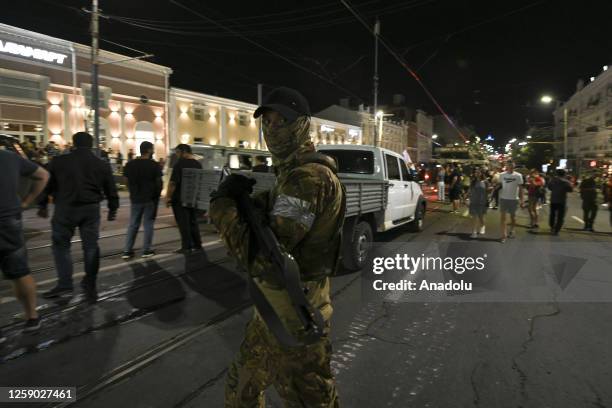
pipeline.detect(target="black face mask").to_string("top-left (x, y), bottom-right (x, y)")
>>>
top-left (263, 116), bottom-right (311, 160)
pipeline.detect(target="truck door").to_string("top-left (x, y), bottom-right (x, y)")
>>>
top-left (384, 153), bottom-right (406, 224)
top-left (400, 159), bottom-right (417, 218)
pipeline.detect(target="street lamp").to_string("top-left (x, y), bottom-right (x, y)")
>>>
top-left (540, 94), bottom-right (567, 163)
top-left (526, 135), bottom-right (532, 139)
top-left (540, 95), bottom-right (553, 104)
top-left (432, 134), bottom-right (438, 140)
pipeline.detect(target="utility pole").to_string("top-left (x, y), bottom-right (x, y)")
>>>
top-left (91, 0), bottom-right (100, 156)
top-left (562, 106), bottom-right (568, 163)
top-left (373, 18), bottom-right (380, 147)
top-left (257, 83), bottom-right (263, 150)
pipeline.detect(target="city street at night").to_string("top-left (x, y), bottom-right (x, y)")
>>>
top-left (1, 1), bottom-right (612, 407)
top-left (1, 191), bottom-right (611, 407)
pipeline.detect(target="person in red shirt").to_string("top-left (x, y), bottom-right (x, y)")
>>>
top-left (527, 169), bottom-right (545, 228)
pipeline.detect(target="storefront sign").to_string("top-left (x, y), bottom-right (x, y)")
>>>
top-left (0, 39), bottom-right (67, 65)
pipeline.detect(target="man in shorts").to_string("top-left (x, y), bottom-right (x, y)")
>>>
top-left (0, 149), bottom-right (49, 332)
top-left (498, 161), bottom-right (524, 242)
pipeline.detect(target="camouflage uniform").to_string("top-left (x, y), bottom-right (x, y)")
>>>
top-left (210, 116), bottom-right (344, 407)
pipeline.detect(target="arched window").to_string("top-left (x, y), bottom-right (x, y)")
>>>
top-left (134, 121), bottom-right (155, 146)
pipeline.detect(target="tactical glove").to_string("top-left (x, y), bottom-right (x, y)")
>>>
top-left (210, 174), bottom-right (256, 202)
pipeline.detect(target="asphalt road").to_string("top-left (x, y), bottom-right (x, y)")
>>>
top-left (0, 191), bottom-right (611, 408)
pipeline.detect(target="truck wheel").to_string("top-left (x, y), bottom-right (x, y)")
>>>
top-left (343, 221), bottom-right (373, 271)
top-left (408, 203), bottom-right (425, 232)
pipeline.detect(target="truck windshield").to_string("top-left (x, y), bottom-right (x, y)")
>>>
top-left (322, 150), bottom-right (374, 174)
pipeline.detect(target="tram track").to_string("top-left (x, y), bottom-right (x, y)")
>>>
top-left (44, 204), bottom-right (451, 407)
top-left (22, 214), bottom-right (176, 238)
top-left (28, 236), bottom-right (184, 275)
top-left (25, 225), bottom-right (178, 251)
top-left (23, 222), bottom-right (216, 275)
top-left (0, 241), bottom-right (227, 333)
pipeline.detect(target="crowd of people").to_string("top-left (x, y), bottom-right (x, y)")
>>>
top-left (19, 140), bottom-right (155, 175)
top-left (433, 161), bottom-right (612, 241)
top-left (3, 88), bottom-right (344, 406)
top-left (0, 132), bottom-right (202, 335)
top-left (2, 134), bottom-right (612, 331)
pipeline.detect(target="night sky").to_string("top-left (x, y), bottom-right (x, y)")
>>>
top-left (3, 0), bottom-right (611, 146)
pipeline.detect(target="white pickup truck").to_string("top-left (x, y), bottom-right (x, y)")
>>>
top-left (181, 144), bottom-right (426, 271)
top-left (318, 145), bottom-right (426, 270)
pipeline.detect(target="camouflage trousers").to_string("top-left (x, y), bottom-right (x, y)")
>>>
top-left (225, 316), bottom-right (339, 408)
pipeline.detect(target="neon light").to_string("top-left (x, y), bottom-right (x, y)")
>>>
top-left (0, 40), bottom-right (67, 64)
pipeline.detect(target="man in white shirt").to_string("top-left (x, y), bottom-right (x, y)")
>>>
top-left (498, 161), bottom-right (524, 242)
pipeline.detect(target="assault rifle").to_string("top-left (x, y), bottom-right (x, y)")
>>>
top-left (220, 167), bottom-right (325, 347)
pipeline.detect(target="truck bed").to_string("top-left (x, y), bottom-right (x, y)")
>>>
top-left (340, 177), bottom-right (388, 217)
top-left (180, 168), bottom-right (388, 217)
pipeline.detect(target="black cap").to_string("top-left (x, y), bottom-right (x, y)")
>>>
top-left (253, 87), bottom-right (310, 122)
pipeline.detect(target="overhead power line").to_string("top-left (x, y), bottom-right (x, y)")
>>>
top-left (106, 0), bottom-right (433, 37)
top-left (340, 0), bottom-right (467, 141)
top-left (109, 0), bottom-right (382, 26)
top-left (167, 0), bottom-right (367, 103)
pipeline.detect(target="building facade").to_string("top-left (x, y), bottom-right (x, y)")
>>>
top-left (170, 89), bottom-right (362, 151)
top-left (0, 23), bottom-right (172, 158)
top-left (316, 104), bottom-right (406, 155)
top-left (553, 67), bottom-right (612, 172)
top-left (416, 109), bottom-right (433, 163)
top-left (170, 88), bottom-right (260, 149)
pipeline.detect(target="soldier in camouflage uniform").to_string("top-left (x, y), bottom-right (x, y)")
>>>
top-left (209, 87), bottom-right (345, 407)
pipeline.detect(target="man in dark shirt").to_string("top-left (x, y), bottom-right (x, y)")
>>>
top-left (116, 151), bottom-right (124, 172)
top-left (122, 141), bottom-right (162, 259)
top-left (579, 175), bottom-right (598, 232)
top-left (0, 150), bottom-right (49, 332)
top-left (547, 169), bottom-right (573, 235)
top-left (39, 132), bottom-right (119, 301)
top-left (448, 164), bottom-right (462, 213)
top-left (165, 144), bottom-right (202, 253)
